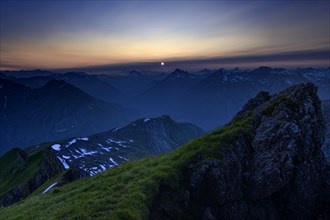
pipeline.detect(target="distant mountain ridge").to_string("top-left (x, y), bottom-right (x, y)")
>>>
top-left (0, 78), bottom-right (138, 155)
top-left (1, 66), bottom-right (329, 130)
top-left (0, 71), bottom-right (122, 103)
top-left (131, 66), bottom-right (330, 130)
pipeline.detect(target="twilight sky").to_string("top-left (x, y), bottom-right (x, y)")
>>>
top-left (0, 0), bottom-right (329, 71)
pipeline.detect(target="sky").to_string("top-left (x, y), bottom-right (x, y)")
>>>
top-left (0, 0), bottom-right (329, 72)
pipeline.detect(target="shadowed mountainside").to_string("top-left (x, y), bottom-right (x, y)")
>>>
top-left (0, 78), bottom-right (138, 155)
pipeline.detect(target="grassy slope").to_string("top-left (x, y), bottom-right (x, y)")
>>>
top-left (0, 149), bottom-right (44, 198)
top-left (0, 114), bottom-right (253, 219)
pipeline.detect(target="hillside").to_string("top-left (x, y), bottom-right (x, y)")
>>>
top-left (0, 83), bottom-right (328, 219)
top-left (0, 116), bottom-right (203, 207)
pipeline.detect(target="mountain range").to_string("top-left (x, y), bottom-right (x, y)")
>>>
top-left (0, 78), bottom-right (138, 155)
top-left (131, 67), bottom-right (330, 129)
top-left (1, 66), bottom-right (330, 219)
top-left (2, 67), bottom-right (329, 132)
top-left (1, 71), bottom-right (122, 103)
top-left (1, 66), bottom-right (329, 154)
top-left (0, 83), bottom-right (329, 219)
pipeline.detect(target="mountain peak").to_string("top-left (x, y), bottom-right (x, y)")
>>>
top-left (129, 70), bottom-right (143, 76)
top-left (236, 82), bottom-right (321, 120)
top-left (174, 68), bottom-right (185, 72)
top-left (166, 68), bottom-right (194, 80)
top-left (206, 68), bottom-right (231, 82)
top-left (149, 82), bottom-right (327, 219)
top-left (253, 66), bottom-right (273, 73)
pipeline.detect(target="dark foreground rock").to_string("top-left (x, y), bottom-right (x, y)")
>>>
top-left (149, 83), bottom-right (330, 219)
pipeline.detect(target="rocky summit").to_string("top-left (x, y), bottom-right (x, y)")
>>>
top-left (150, 83), bottom-right (329, 219)
top-left (0, 83), bottom-right (329, 219)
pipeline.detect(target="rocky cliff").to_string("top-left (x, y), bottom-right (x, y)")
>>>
top-left (150, 83), bottom-right (330, 219)
top-left (322, 100), bottom-right (330, 163)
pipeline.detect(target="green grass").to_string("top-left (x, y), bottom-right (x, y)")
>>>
top-left (0, 114), bottom-right (254, 219)
top-left (0, 149), bottom-right (45, 198)
top-left (262, 95), bottom-right (299, 116)
top-left (0, 148), bottom-right (26, 178)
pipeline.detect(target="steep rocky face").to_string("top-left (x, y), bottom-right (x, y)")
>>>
top-left (0, 148), bottom-right (65, 207)
top-left (150, 83), bottom-right (329, 219)
top-left (322, 100), bottom-right (330, 163)
top-left (59, 168), bottom-right (89, 186)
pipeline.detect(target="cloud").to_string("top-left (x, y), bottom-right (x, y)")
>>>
top-left (55, 49), bottom-right (329, 73)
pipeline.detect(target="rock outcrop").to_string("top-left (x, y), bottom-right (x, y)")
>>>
top-left (59, 167), bottom-right (89, 186)
top-left (322, 100), bottom-right (330, 163)
top-left (149, 83), bottom-right (330, 219)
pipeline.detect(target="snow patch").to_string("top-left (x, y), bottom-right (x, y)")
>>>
top-left (51, 144), bottom-right (61, 151)
top-left (101, 147), bottom-right (112, 152)
top-left (57, 156), bottom-right (70, 169)
top-left (107, 139), bottom-right (128, 148)
top-left (42, 182), bottom-right (58, 194)
top-left (109, 158), bottom-right (119, 166)
top-left (118, 155), bottom-right (128, 161)
top-left (112, 127), bottom-right (121, 132)
top-left (90, 171), bottom-right (98, 176)
top-left (80, 148), bottom-right (98, 155)
top-left (100, 164), bottom-right (106, 171)
top-left (144, 118), bottom-right (150, 122)
top-left (65, 137), bottom-right (89, 148)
